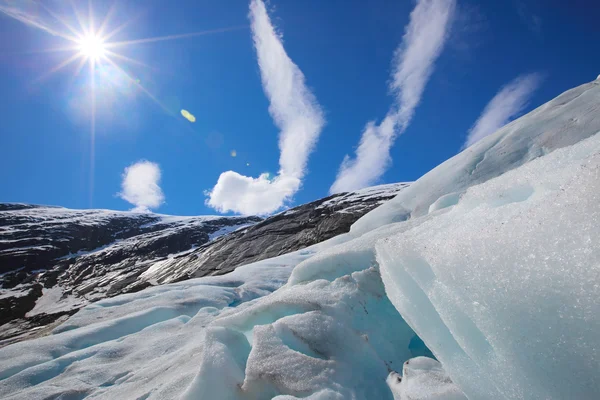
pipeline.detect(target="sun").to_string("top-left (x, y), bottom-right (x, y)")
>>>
top-left (77, 34), bottom-right (106, 60)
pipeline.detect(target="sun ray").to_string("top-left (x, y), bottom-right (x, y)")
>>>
top-left (73, 57), bottom-right (88, 78)
top-left (7, 44), bottom-right (79, 56)
top-left (32, 53), bottom-right (82, 84)
top-left (104, 57), bottom-right (174, 116)
top-left (39, 1), bottom-right (83, 40)
top-left (64, 56), bottom-right (88, 90)
top-left (87, 0), bottom-right (95, 36)
top-left (104, 13), bottom-right (142, 40)
top-left (88, 57), bottom-right (96, 208)
top-left (105, 50), bottom-right (154, 70)
top-left (70, 0), bottom-right (89, 37)
top-left (105, 25), bottom-right (247, 48)
top-left (0, 5), bottom-right (79, 43)
top-left (96, 1), bottom-right (119, 38)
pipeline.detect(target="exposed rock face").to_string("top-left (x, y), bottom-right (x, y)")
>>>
top-left (0, 182), bottom-right (409, 344)
top-left (136, 183), bottom-right (411, 284)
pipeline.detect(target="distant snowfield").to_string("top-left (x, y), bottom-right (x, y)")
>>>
top-left (0, 79), bottom-right (599, 399)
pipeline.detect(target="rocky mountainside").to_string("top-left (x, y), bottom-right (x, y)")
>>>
top-left (0, 206), bottom-right (261, 344)
top-left (0, 182), bottom-right (409, 345)
top-left (133, 183), bottom-right (411, 284)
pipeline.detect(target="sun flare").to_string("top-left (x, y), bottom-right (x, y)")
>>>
top-left (1, 1), bottom-right (245, 206)
top-left (77, 35), bottom-right (106, 60)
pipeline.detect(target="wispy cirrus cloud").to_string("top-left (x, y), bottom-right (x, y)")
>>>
top-left (118, 160), bottom-right (165, 212)
top-left (330, 0), bottom-right (456, 194)
top-left (206, 0), bottom-right (324, 215)
top-left (464, 73), bottom-right (542, 148)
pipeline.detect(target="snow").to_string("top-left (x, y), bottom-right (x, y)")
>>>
top-left (317, 182), bottom-right (410, 212)
top-left (207, 222), bottom-right (254, 241)
top-left (0, 285), bottom-right (28, 300)
top-left (55, 244), bottom-right (115, 260)
top-left (25, 287), bottom-right (86, 318)
top-left (0, 80), bottom-right (599, 399)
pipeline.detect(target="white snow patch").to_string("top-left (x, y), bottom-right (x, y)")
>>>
top-left (208, 223), bottom-right (254, 242)
top-left (26, 287), bottom-right (87, 317)
top-left (0, 285), bottom-right (29, 300)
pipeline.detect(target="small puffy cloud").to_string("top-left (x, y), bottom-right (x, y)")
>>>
top-left (205, 0), bottom-right (324, 215)
top-left (464, 73), bottom-right (542, 148)
top-left (206, 171), bottom-right (299, 216)
top-left (330, 0), bottom-right (456, 194)
top-left (118, 160), bottom-right (165, 212)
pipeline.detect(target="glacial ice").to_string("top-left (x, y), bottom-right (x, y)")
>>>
top-left (378, 132), bottom-right (600, 399)
top-left (0, 80), bottom-right (599, 399)
top-left (387, 357), bottom-right (466, 400)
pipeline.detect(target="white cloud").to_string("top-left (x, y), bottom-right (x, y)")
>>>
top-left (464, 73), bottom-right (542, 148)
top-left (118, 160), bottom-right (165, 212)
top-left (206, 172), bottom-right (299, 216)
top-left (206, 0), bottom-right (324, 215)
top-left (330, 0), bottom-right (456, 194)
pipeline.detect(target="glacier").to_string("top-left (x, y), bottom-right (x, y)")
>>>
top-left (0, 78), bottom-right (599, 399)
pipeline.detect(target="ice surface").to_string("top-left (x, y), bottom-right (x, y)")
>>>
top-left (0, 80), bottom-right (599, 399)
top-left (0, 230), bottom-right (428, 399)
top-left (387, 357), bottom-right (466, 400)
top-left (379, 133), bottom-right (600, 399)
top-left (0, 250), bottom-right (308, 399)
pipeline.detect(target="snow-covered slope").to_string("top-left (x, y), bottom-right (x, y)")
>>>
top-left (0, 79), bottom-right (599, 399)
top-left (0, 206), bottom-right (261, 344)
top-left (0, 183), bottom-right (408, 345)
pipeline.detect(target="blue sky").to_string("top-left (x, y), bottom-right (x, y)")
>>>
top-left (0, 0), bottom-right (598, 216)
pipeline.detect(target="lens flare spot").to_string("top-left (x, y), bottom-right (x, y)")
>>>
top-left (181, 109), bottom-right (196, 123)
top-left (230, 150), bottom-right (237, 157)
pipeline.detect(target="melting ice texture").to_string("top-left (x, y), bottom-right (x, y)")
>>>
top-left (0, 79), bottom-right (599, 399)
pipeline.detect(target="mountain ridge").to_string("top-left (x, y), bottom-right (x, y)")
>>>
top-left (0, 182), bottom-right (409, 345)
